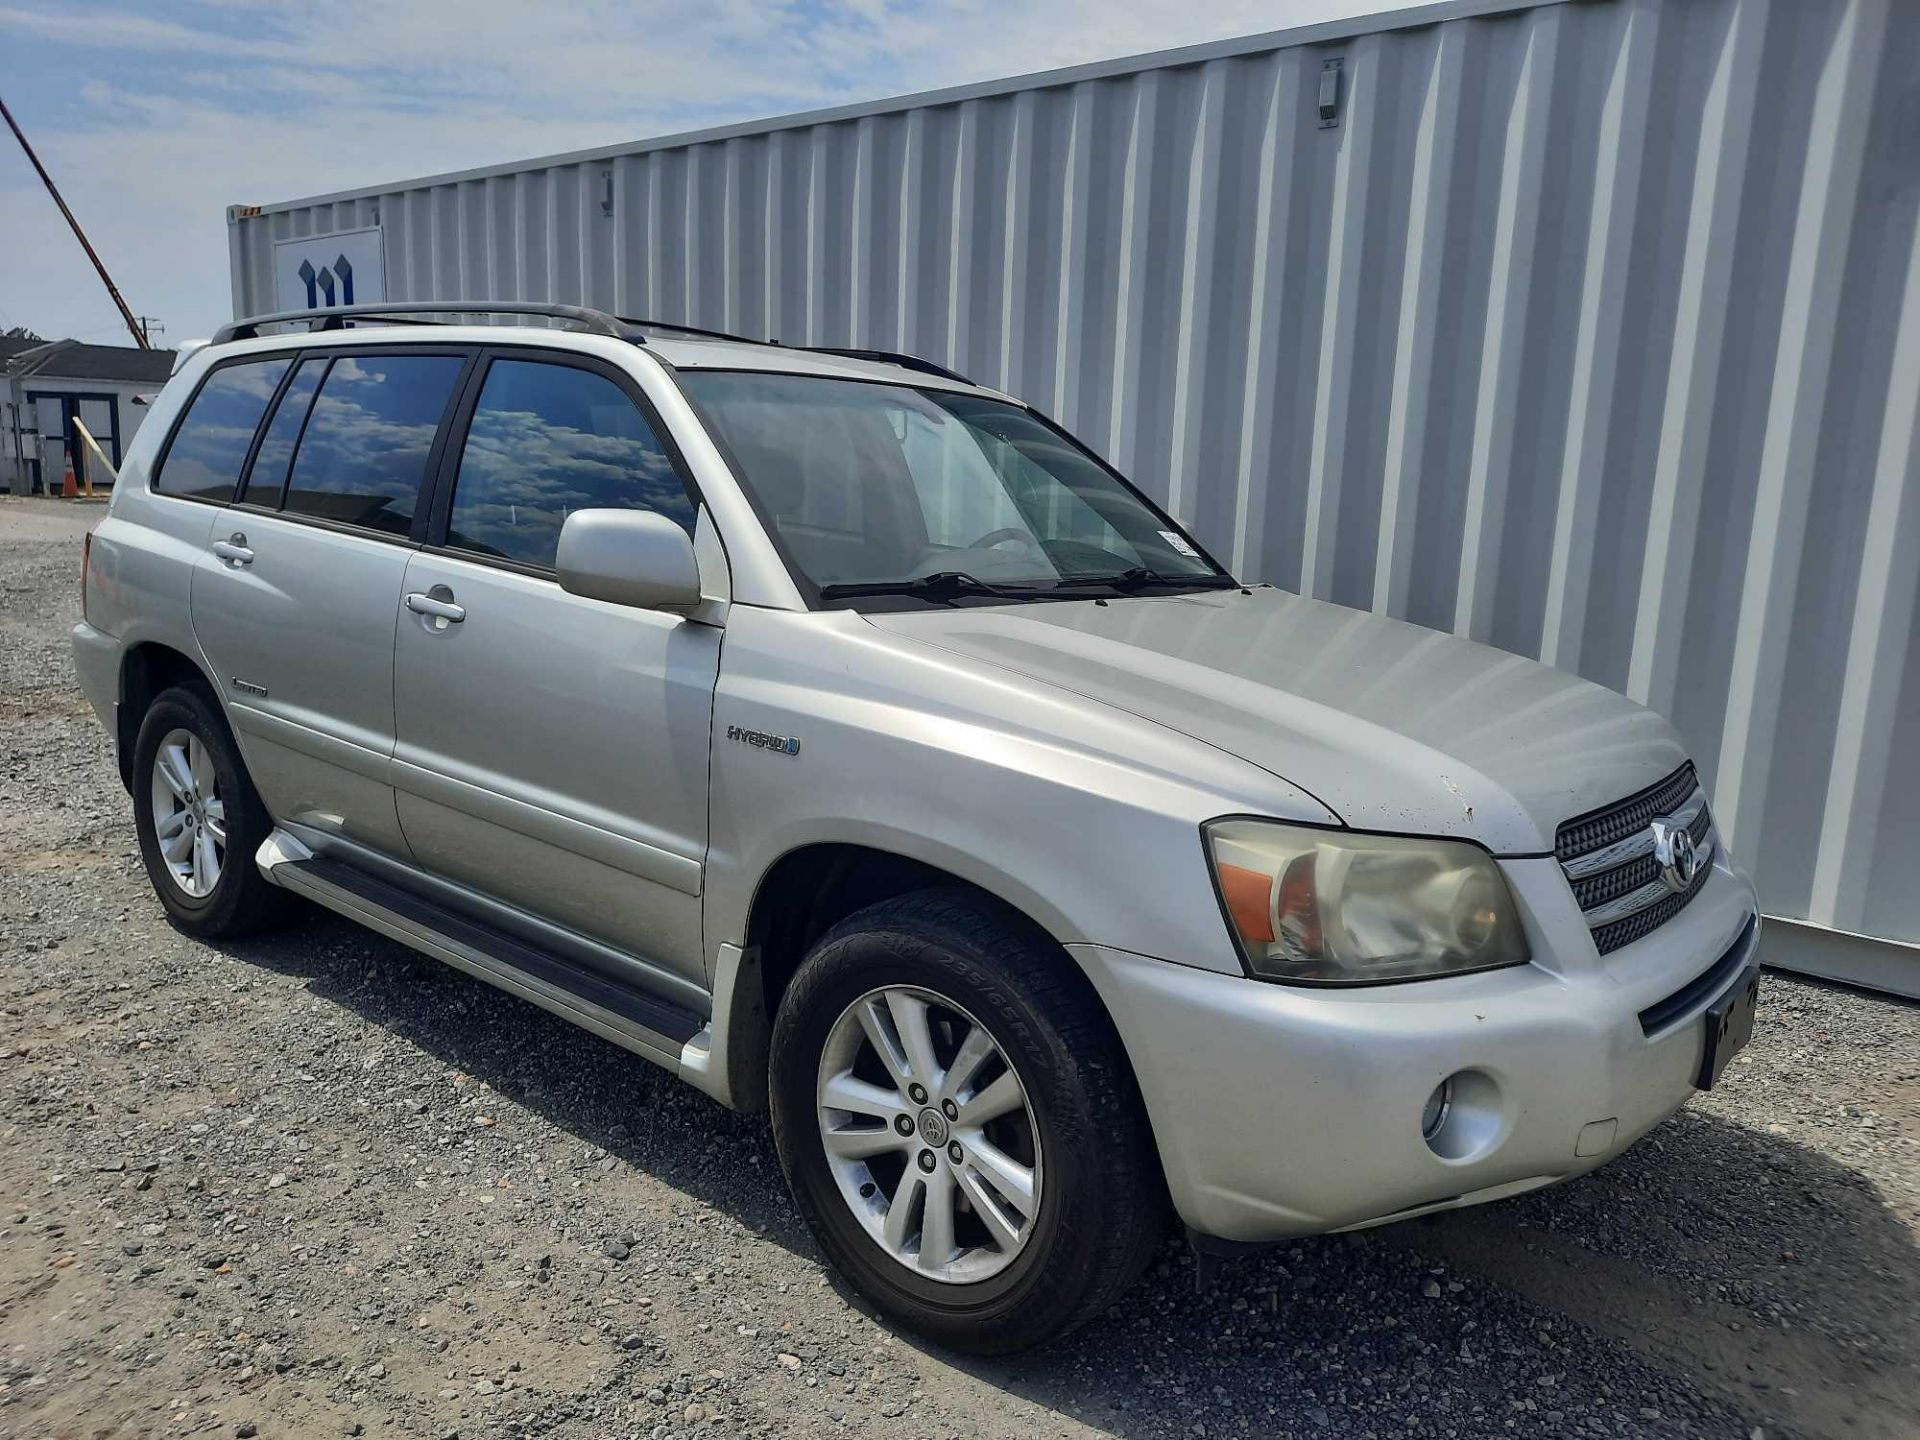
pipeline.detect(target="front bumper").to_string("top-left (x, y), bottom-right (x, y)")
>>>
top-left (1072, 857), bottom-right (1760, 1242)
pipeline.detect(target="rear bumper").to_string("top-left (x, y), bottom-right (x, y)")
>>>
top-left (1072, 858), bottom-right (1760, 1242)
top-left (71, 621), bottom-right (122, 755)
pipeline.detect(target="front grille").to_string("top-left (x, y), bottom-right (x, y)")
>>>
top-left (1590, 858), bottom-right (1712, 955)
top-left (1556, 763), bottom-right (1699, 863)
top-left (1557, 762), bottom-right (1714, 956)
top-left (1568, 804), bottom-right (1712, 911)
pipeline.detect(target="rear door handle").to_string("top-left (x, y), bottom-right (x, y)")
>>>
top-left (404, 590), bottom-right (466, 624)
top-left (211, 533), bottom-right (253, 567)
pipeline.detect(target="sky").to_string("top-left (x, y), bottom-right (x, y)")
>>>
top-left (0, 0), bottom-right (1406, 347)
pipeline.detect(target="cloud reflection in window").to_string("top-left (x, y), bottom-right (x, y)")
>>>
top-left (157, 358), bottom-right (291, 502)
top-left (448, 361), bottom-right (693, 569)
top-left (283, 354), bottom-right (465, 534)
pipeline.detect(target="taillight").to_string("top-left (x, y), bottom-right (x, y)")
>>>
top-left (81, 530), bottom-right (92, 624)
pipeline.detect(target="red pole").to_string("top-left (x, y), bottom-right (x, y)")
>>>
top-left (0, 92), bottom-right (150, 350)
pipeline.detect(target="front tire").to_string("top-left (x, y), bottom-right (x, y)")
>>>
top-left (769, 888), bottom-right (1166, 1353)
top-left (131, 683), bottom-right (290, 938)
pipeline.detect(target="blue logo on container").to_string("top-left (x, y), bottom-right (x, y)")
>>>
top-left (297, 254), bottom-right (356, 308)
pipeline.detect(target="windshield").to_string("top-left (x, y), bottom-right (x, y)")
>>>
top-left (676, 371), bottom-right (1232, 604)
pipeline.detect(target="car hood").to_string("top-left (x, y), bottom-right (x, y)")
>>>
top-left (863, 587), bottom-right (1688, 855)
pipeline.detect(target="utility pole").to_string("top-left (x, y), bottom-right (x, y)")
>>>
top-left (0, 92), bottom-right (150, 350)
top-left (135, 316), bottom-right (165, 345)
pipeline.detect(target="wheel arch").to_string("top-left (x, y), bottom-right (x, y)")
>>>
top-left (718, 841), bottom-right (1144, 1127)
top-left (116, 641), bottom-right (220, 792)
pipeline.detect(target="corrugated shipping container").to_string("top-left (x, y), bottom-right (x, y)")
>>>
top-left (230, 0), bottom-right (1920, 991)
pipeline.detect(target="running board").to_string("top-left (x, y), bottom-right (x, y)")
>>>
top-left (259, 835), bottom-right (706, 1072)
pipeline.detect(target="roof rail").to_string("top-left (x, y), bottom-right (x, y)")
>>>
top-left (804, 347), bottom-right (972, 385)
top-left (620, 320), bottom-right (977, 385)
top-left (211, 304), bottom-right (976, 385)
top-left (616, 316), bottom-right (762, 345)
top-left (212, 302), bottom-right (635, 344)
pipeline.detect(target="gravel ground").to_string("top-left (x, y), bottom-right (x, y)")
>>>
top-left (2, 495), bottom-right (1916, 1440)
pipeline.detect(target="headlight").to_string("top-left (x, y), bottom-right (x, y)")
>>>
top-left (1204, 819), bottom-right (1530, 985)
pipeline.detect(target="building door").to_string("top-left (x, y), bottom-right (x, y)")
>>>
top-left (24, 391), bottom-right (122, 491)
top-left (27, 394), bottom-right (64, 492)
top-left (77, 396), bottom-right (119, 474)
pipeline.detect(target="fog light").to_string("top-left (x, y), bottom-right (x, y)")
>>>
top-left (1420, 1069), bottom-right (1505, 1162)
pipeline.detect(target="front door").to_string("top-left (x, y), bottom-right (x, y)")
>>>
top-left (190, 347), bottom-right (472, 860)
top-left (391, 351), bottom-right (718, 988)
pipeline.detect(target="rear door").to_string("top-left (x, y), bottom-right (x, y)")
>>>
top-left (189, 346), bottom-right (472, 859)
top-left (390, 348), bottom-right (718, 988)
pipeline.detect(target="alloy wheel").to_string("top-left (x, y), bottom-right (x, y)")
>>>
top-left (149, 727), bottom-right (225, 898)
top-left (815, 985), bottom-right (1043, 1285)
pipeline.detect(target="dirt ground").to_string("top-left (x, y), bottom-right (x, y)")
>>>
top-left (2, 495), bottom-right (1916, 1440)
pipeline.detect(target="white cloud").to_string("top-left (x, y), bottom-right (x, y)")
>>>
top-left (0, 0), bottom-right (1402, 342)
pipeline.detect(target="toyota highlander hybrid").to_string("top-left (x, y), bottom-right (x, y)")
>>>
top-left (71, 302), bottom-right (1761, 1353)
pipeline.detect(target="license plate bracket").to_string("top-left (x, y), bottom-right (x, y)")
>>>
top-left (1695, 965), bottom-right (1760, 1090)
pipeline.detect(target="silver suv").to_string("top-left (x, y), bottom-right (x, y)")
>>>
top-left (72, 302), bottom-right (1761, 1352)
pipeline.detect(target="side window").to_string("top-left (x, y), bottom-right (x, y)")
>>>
top-left (154, 358), bottom-right (290, 502)
top-left (240, 356), bottom-right (324, 506)
top-left (446, 359), bottom-right (694, 569)
top-left (283, 353), bottom-right (465, 535)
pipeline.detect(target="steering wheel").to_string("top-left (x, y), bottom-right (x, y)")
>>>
top-left (903, 527), bottom-right (1049, 581)
top-left (966, 527), bottom-right (1042, 554)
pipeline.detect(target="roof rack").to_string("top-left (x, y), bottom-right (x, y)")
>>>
top-left (212, 301), bottom-right (635, 344)
top-left (621, 320), bottom-right (976, 385)
top-left (212, 303), bottom-right (977, 385)
top-left (801, 347), bottom-right (972, 385)
top-left (616, 316), bottom-right (758, 344)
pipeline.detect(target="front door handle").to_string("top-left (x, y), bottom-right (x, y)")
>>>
top-left (211, 533), bottom-right (253, 567)
top-left (404, 590), bottom-right (466, 624)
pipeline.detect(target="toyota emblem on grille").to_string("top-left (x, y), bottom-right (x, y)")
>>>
top-left (1649, 817), bottom-right (1701, 894)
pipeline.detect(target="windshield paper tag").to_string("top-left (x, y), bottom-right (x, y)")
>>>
top-left (1158, 529), bottom-right (1201, 559)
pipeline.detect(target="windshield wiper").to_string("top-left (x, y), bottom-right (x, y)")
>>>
top-left (1050, 566), bottom-right (1237, 594)
top-left (818, 570), bottom-right (1029, 604)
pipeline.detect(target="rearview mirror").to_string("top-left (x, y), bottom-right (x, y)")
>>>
top-left (556, 509), bottom-right (704, 615)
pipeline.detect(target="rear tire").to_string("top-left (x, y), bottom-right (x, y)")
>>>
top-left (131, 683), bottom-right (291, 939)
top-left (769, 887), bottom-right (1166, 1353)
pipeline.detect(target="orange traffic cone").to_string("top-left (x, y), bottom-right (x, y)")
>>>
top-left (60, 456), bottom-right (77, 497)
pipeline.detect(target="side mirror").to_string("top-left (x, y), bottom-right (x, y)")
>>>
top-left (556, 509), bottom-right (703, 615)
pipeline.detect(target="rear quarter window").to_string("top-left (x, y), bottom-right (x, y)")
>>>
top-left (153, 358), bottom-right (291, 502)
top-left (240, 357), bottom-right (325, 506)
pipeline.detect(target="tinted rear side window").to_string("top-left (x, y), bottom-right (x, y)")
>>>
top-left (446, 359), bottom-right (693, 569)
top-left (155, 358), bottom-right (290, 502)
top-left (241, 356), bottom-right (325, 505)
top-left (283, 354), bottom-right (465, 535)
